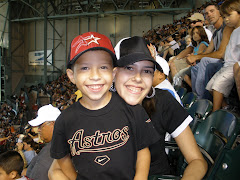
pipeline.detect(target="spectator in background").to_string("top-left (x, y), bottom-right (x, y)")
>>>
top-left (169, 12), bottom-right (212, 80)
top-left (187, 2), bottom-right (234, 99)
top-left (206, 0), bottom-right (240, 111)
top-left (233, 62), bottom-right (240, 101)
top-left (16, 135), bottom-right (37, 167)
top-left (153, 56), bottom-right (182, 105)
top-left (163, 35), bottom-right (180, 60)
top-left (0, 150), bottom-right (29, 180)
top-left (25, 104), bottom-right (61, 180)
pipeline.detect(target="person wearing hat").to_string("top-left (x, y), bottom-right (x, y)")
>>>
top-left (113, 36), bottom-right (207, 179)
top-left (188, 12), bottom-right (212, 42)
top-left (187, 2), bottom-right (234, 99)
top-left (169, 11), bottom-right (213, 81)
top-left (25, 104), bottom-right (61, 180)
top-left (49, 32), bottom-right (159, 180)
top-left (153, 56), bottom-right (182, 105)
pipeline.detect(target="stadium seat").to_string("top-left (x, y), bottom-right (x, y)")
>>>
top-left (167, 110), bottom-right (239, 178)
top-left (206, 121), bottom-right (240, 180)
top-left (192, 110), bottom-right (240, 172)
top-left (181, 92), bottom-right (197, 109)
top-left (187, 99), bottom-right (213, 131)
top-left (148, 175), bottom-right (181, 180)
top-left (176, 87), bottom-right (187, 100)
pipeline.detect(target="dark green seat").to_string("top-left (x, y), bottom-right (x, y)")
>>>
top-left (150, 110), bottom-right (239, 180)
top-left (193, 110), bottom-right (239, 169)
top-left (173, 85), bottom-right (180, 91)
top-left (148, 175), bottom-right (181, 180)
top-left (206, 121), bottom-right (240, 180)
top-left (181, 92), bottom-right (197, 109)
top-left (187, 99), bottom-right (213, 131)
top-left (176, 87), bottom-right (187, 100)
top-left (177, 110), bottom-right (239, 177)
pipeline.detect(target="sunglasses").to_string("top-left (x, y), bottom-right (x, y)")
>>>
top-left (191, 20), bottom-right (202, 24)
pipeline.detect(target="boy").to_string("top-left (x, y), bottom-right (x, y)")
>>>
top-left (0, 150), bottom-right (29, 180)
top-left (50, 32), bottom-right (159, 179)
top-left (153, 56), bottom-right (182, 105)
top-left (206, 0), bottom-right (240, 111)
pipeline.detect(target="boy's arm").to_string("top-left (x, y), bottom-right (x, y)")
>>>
top-left (56, 154), bottom-right (77, 180)
top-left (134, 147), bottom-right (151, 180)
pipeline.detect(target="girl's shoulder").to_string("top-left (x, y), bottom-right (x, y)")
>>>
top-left (199, 41), bottom-right (209, 47)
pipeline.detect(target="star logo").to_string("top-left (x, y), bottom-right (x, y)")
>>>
top-left (72, 35), bottom-right (101, 55)
top-left (145, 118), bottom-right (151, 123)
top-left (94, 155), bottom-right (110, 166)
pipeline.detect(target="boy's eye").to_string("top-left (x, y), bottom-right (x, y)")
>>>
top-left (100, 66), bottom-right (108, 69)
top-left (80, 67), bottom-right (88, 70)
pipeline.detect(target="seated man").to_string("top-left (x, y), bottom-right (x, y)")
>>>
top-left (186, 2), bottom-right (234, 99)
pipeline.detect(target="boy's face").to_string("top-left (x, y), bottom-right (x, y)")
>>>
top-left (153, 70), bottom-right (165, 87)
top-left (223, 11), bottom-right (240, 28)
top-left (67, 50), bottom-right (114, 109)
top-left (0, 167), bottom-right (13, 180)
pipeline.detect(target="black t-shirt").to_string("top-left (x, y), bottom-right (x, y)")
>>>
top-left (51, 92), bottom-right (159, 180)
top-left (149, 89), bottom-right (192, 175)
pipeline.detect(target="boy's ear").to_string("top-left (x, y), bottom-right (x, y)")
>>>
top-left (66, 69), bottom-right (76, 84)
top-left (112, 67), bottom-right (118, 80)
top-left (9, 171), bottom-right (17, 179)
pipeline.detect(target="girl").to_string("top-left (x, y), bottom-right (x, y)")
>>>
top-left (184, 26), bottom-right (209, 87)
top-left (113, 36), bottom-right (207, 179)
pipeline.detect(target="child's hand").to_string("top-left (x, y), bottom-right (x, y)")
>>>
top-left (16, 142), bottom-right (23, 151)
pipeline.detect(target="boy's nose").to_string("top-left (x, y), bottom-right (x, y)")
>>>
top-left (90, 69), bottom-right (101, 80)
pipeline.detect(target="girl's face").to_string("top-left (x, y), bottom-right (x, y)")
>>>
top-left (114, 61), bottom-right (155, 105)
top-left (192, 28), bottom-right (201, 42)
top-left (223, 11), bottom-right (240, 28)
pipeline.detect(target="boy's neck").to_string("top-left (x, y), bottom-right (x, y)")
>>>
top-left (79, 92), bottom-right (112, 110)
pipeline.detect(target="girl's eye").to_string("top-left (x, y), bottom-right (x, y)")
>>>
top-left (124, 66), bottom-right (133, 71)
top-left (144, 69), bottom-right (153, 74)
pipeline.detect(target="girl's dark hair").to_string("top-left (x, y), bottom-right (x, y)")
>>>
top-left (220, 0), bottom-right (240, 16)
top-left (142, 88), bottom-right (157, 118)
top-left (190, 26), bottom-right (209, 47)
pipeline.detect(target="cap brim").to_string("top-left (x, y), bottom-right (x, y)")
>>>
top-left (68, 47), bottom-right (117, 69)
top-left (28, 117), bottom-right (45, 127)
top-left (117, 52), bottom-right (157, 67)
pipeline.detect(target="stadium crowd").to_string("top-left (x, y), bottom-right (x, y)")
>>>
top-left (0, 0), bottom-right (239, 179)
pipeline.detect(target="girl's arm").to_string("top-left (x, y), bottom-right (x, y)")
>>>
top-left (197, 43), bottom-right (208, 55)
top-left (134, 147), bottom-right (151, 180)
top-left (48, 154), bottom-right (77, 180)
top-left (175, 126), bottom-right (208, 180)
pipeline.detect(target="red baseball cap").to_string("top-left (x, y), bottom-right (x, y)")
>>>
top-left (68, 32), bottom-right (116, 68)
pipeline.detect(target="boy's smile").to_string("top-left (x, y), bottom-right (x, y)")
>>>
top-left (67, 50), bottom-right (114, 110)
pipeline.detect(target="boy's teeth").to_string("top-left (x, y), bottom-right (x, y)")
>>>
top-left (88, 85), bottom-right (102, 89)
